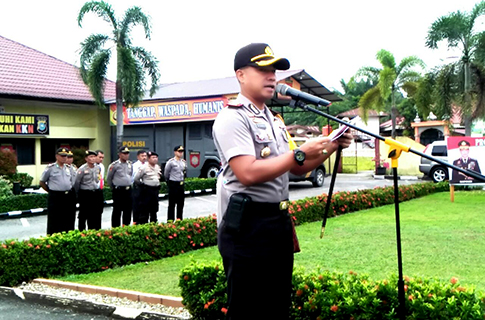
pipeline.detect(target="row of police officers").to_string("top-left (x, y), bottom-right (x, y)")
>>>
top-left (39, 145), bottom-right (186, 235)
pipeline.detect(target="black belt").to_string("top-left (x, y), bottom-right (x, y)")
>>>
top-left (49, 190), bottom-right (71, 194)
top-left (247, 200), bottom-right (290, 216)
top-left (79, 189), bottom-right (100, 192)
top-left (113, 185), bottom-right (131, 190)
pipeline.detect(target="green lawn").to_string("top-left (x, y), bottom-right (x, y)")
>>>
top-left (56, 191), bottom-right (485, 297)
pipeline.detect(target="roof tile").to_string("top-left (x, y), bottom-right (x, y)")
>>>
top-left (0, 35), bottom-right (115, 102)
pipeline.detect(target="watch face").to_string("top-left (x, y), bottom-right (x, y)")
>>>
top-left (295, 151), bottom-right (305, 161)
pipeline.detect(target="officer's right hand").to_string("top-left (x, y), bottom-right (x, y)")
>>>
top-left (299, 137), bottom-right (332, 160)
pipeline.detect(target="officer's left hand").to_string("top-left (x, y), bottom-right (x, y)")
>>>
top-left (335, 133), bottom-right (353, 149)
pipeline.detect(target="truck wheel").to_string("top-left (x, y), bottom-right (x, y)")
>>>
top-left (203, 163), bottom-right (220, 179)
top-left (431, 166), bottom-right (447, 183)
top-left (312, 168), bottom-right (325, 187)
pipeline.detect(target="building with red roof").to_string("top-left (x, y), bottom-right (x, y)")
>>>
top-left (0, 35), bottom-right (115, 184)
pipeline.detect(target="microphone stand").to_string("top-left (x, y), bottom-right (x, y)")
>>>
top-left (288, 98), bottom-right (485, 320)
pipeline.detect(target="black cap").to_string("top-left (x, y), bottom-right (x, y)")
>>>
top-left (234, 43), bottom-right (290, 71)
top-left (458, 140), bottom-right (470, 149)
top-left (85, 150), bottom-right (97, 156)
top-left (56, 148), bottom-right (69, 155)
top-left (147, 151), bottom-right (158, 157)
top-left (174, 145), bottom-right (184, 152)
top-left (119, 146), bottom-right (130, 153)
top-left (67, 151), bottom-right (73, 157)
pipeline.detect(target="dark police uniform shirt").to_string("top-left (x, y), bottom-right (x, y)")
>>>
top-left (106, 160), bottom-right (133, 187)
top-left (212, 94), bottom-right (290, 226)
top-left (40, 162), bottom-right (75, 191)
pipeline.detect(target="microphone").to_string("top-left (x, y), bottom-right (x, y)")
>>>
top-left (276, 84), bottom-right (331, 107)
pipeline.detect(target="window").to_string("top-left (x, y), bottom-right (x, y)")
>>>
top-left (0, 138), bottom-right (35, 165)
top-left (432, 145), bottom-right (447, 157)
top-left (40, 139), bottom-right (89, 164)
top-left (189, 124), bottom-right (201, 140)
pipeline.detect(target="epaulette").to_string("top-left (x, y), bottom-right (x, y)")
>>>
top-left (127, 160), bottom-right (132, 164)
top-left (46, 163), bottom-right (55, 167)
top-left (182, 159), bottom-right (186, 162)
top-left (167, 157), bottom-right (175, 162)
top-left (227, 102), bottom-right (244, 108)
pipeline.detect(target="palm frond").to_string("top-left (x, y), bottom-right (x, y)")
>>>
top-left (359, 87), bottom-right (384, 123)
top-left (376, 49), bottom-right (396, 69)
top-left (86, 50), bottom-right (111, 108)
top-left (469, 1), bottom-right (485, 28)
top-left (355, 66), bottom-right (381, 81)
top-left (414, 73), bottom-right (436, 118)
top-left (434, 64), bottom-right (457, 119)
top-left (400, 82), bottom-right (419, 97)
top-left (78, 1), bottom-right (117, 29)
top-left (397, 70), bottom-right (422, 86)
top-left (425, 12), bottom-right (468, 49)
top-left (79, 34), bottom-right (111, 83)
top-left (378, 67), bottom-right (396, 99)
top-left (119, 7), bottom-right (151, 46)
top-left (471, 63), bottom-right (485, 118)
top-left (117, 47), bottom-right (144, 106)
top-left (397, 56), bottom-right (425, 75)
top-left (132, 46), bottom-right (160, 96)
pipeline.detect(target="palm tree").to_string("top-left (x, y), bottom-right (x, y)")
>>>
top-left (78, 1), bottom-right (160, 148)
top-left (426, 1), bottom-right (485, 135)
top-left (356, 49), bottom-right (425, 138)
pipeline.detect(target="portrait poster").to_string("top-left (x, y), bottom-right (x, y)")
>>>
top-left (447, 136), bottom-right (485, 184)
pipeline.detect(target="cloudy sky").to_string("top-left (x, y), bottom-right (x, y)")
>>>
top-left (1, 0), bottom-right (483, 92)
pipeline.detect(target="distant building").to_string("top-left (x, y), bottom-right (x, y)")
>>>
top-left (0, 35), bottom-right (115, 184)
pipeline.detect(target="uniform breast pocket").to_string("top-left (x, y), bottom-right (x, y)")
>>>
top-left (51, 171), bottom-right (60, 177)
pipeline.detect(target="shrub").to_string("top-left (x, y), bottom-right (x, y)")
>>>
top-left (0, 150), bottom-right (17, 176)
top-left (4, 172), bottom-right (33, 188)
top-left (0, 193), bottom-right (47, 212)
top-left (179, 263), bottom-right (485, 320)
top-left (0, 215), bottom-right (218, 287)
top-left (0, 176), bottom-right (13, 200)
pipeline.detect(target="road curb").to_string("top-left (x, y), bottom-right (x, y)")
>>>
top-left (1, 283), bottom-right (189, 320)
top-left (0, 188), bottom-right (216, 220)
top-left (374, 175), bottom-right (420, 181)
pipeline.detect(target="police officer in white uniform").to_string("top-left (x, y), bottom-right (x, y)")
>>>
top-left (133, 151), bottom-right (161, 224)
top-left (74, 150), bottom-right (103, 230)
top-left (213, 43), bottom-right (352, 320)
top-left (164, 145), bottom-right (186, 221)
top-left (39, 147), bottom-right (76, 234)
top-left (106, 146), bottom-right (133, 227)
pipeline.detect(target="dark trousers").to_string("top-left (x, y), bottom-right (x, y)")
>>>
top-left (167, 180), bottom-right (184, 221)
top-left (218, 201), bottom-right (294, 320)
top-left (137, 185), bottom-right (160, 224)
top-left (46, 190), bottom-right (76, 235)
top-left (111, 187), bottom-right (132, 227)
top-left (132, 185), bottom-right (140, 223)
top-left (78, 189), bottom-right (104, 230)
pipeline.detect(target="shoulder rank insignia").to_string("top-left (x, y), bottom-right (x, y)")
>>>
top-left (248, 104), bottom-right (261, 115)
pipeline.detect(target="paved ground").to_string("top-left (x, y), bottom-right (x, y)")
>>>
top-left (0, 172), bottom-right (423, 241)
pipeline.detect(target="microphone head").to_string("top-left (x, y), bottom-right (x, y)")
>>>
top-left (276, 83), bottom-right (289, 95)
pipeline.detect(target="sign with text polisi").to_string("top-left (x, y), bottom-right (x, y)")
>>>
top-left (0, 113), bottom-right (49, 135)
top-left (447, 136), bottom-right (485, 184)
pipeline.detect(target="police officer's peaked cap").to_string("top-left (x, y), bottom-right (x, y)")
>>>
top-left (174, 145), bottom-right (184, 152)
top-left (147, 151), bottom-right (158, 157)
top-left (119, 146), bottom-right (130, 153)
top-left (234, 43), bottom-right (290, 71)
top-left (458, 140), bottom-right (471, 149)
top-left (85, 150), bottom-right (97, 156)
top-left (67, 151), bottom-right (74, 157)
top-left (56, 148), bottom-right (69, 155)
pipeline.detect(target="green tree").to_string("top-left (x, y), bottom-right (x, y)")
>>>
top-left (425, 1), bottom-right (485, 135)
top-left (356, 49), bottom-right (424, 138)
top-left (78, 1), bottom-right (160, 148)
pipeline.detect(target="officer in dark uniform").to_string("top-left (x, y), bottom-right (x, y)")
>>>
top-left (212, 43), bottom-right (352, 319)
top-left (452, 140), bottom-right (482, 182)
top-left (133, 151), bottom-right (161, 224)
top-left (39, 147), bottom-right (77, 234)
top-left (74, 150), bottom-right (104, 230)
top-left (106, 146), bottom-right (133, 227)
top-left (164, 145), bottom-right (186, 221)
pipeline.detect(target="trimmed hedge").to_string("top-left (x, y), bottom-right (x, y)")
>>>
top-left (180, 262), bottom-right (485, 320)
top-left (0, 178), bottom-right (217, 213)
top-left (0, 215), bottom-right (218, 287)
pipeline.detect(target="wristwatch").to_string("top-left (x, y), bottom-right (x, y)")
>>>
top-left (293, 148), bottom-right (306, 166)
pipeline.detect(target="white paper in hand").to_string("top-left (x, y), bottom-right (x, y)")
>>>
top-left (327, 116), bottom-right (360, 141)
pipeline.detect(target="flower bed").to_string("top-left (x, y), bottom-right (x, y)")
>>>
top-left (0, 215), bottom-right (218, 287)
top-left (180, 262), bottom-right (485, 319)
